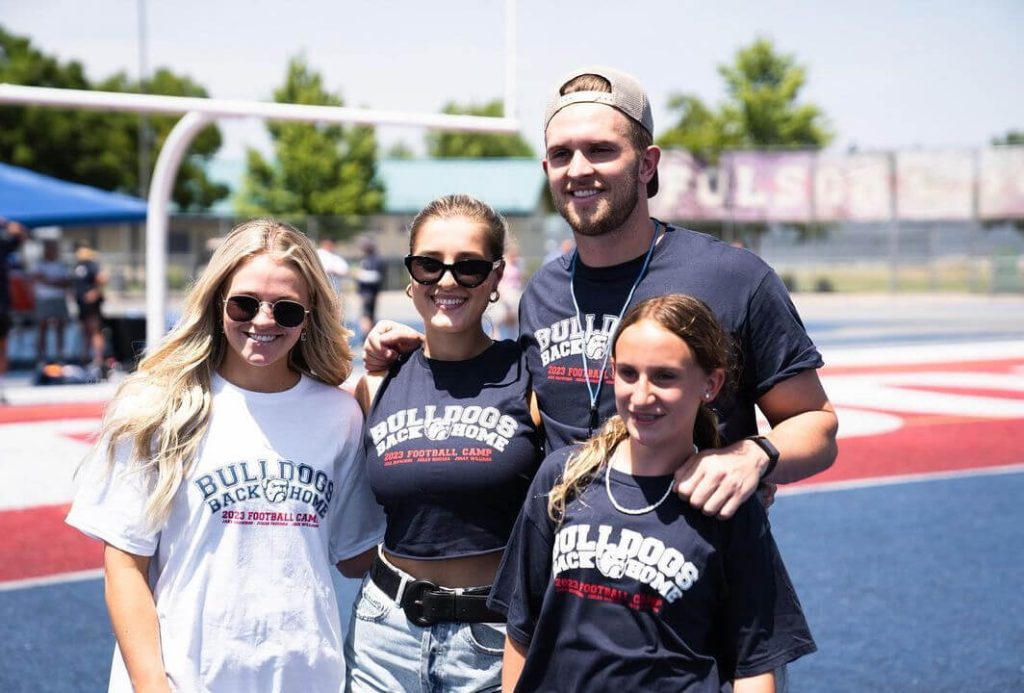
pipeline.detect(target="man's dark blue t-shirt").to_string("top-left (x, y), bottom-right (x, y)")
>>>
top-left (518, 221), bottom-right (822, 452)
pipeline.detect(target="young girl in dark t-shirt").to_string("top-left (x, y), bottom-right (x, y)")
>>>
top-left (489, 294), bottom-right (815, 692)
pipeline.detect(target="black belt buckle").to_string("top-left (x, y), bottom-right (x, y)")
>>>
top-left (401, 579), bottom-right (441, 627)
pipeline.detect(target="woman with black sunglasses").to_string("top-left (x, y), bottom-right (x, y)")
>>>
top-left (67, 219), bottom-right (384, 692)
top-left (345, 194), bottom-right (544, 692)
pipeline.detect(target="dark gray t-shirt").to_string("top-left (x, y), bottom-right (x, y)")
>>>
top-left (519, 221), bottom-right (823, 452)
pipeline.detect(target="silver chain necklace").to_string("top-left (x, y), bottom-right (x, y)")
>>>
top-left (604, 444), bottom-right (698, 516)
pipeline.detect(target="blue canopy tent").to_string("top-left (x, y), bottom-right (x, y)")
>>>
top-left (1, 162), bottom-right (149, 373)
top-left (0, 162), bottom-right (147, 227)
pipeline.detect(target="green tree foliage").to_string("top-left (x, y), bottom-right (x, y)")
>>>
top-left (0, 27), bottom-right (90, 178)
top-left (992, 130), bottom-right (1024, 146)
top-left (659, 37), bottom-right (832, 161)
top-left (0, 26), bottom-right (227, 211)
top-left (657, 94), bottom-right (730, 163)
top-left (659, 37), bottom-right (833, 249)
top-left (425, 100), bottom-right (533, 158)
top-left (384, 140), bottom-right (417, 159)
top-left (96, 69), bottom-right (228, 210)
top-left (238, 56), bottom-right (384, 232)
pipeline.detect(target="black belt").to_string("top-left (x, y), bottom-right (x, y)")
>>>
top-left (370, 553), bottom-right (505, 627)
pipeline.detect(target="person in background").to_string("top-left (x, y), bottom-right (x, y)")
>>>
top-left (344, 194), bottom-right (543, 692)
top-left (354, 238), bottom-right (385, 340)
top-left (0, 218), bottom-right (29, 404)
top-left (316, 237), bottom-right (351, 307)
top-left (32, 239), bottom-right (72, 365)
top-left (491, 294), bottom-right (816, 692)
top-left (491, 239), bottom-right (523, 340)
top-left (71, 242), bottom-right (108, 376)
top-left (66, 219), bottom-right (383, 692)
top-left (542, 237), bottom-right (575, 265)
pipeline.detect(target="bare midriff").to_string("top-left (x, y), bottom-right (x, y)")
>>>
top-left (383, 548), bottom-right (504, 589)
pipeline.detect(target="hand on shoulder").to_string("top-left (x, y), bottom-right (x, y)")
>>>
top-left (362, 320), bottom-right (424, 371)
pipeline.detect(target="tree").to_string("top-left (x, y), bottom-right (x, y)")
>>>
top-left (659, 37), bottom-right (833, 248)
top-left (238, 56), bottom-right (384, 233)
top-left (95, 69), bottom-right (228, 210)
top-left (659, 37), bottom-right (832, 161)
top-left (0, 26), bottom-right (97, 181)
top-left (992, 130), bottom-right (1024, 146)
top-left (425, 100), bottom-right (533, 158)
top-left (0, 26), bottom-right (227, 211)
top-left (657, 94), bottom-right (730, 163)
top-left (384, 140), bottom-right (417, 159)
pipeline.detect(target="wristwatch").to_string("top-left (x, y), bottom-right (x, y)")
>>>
top-left (746, 435), bottom-right (780, 479)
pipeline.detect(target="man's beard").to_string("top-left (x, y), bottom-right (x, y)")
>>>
top-left (553, 164), bottom-right (641, 238)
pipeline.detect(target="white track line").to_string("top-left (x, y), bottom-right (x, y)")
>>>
top-left (779, 462), bottom-right (1024, 496)
top-left (821, 340), bottom-right (1024, 367)
top-left (0, 568), bottom-right (103, 592)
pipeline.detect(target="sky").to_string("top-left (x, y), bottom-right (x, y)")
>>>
top-left (2, 0), bottom-right (1022, 164)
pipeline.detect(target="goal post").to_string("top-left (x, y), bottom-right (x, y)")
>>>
top-left (0, 83), bottom-right (521, 347)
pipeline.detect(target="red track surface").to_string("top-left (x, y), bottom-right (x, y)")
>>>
top-left (0, 401), bottom-right (107, 424)
top-left (794, 416), bottom-right (1021, 486)
top-left (2, 356), bottom-right (1022, 585)
top-left (1, 401), bottom-right (110, 583)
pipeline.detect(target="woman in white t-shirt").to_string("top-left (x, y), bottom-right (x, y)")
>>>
top-left (67, 219), bottom-right (384, 692)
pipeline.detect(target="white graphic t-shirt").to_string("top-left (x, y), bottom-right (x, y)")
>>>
top-left (67, 374), bottom-right (385, 692)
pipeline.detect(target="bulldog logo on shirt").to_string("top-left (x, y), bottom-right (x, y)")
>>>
top-left (426, 420), bottom-right (453, 441)
top-left (553, 523), bottom-right (700, 603)
top-left (370, 404), bottom-right (518, 456)
top-left (534, 314), bottom-right (621, 366)
top-left (194, 458), bottom-right (335, 519)
top-left (262, 477), bottom-right (290, 503)
top-left (595, 543), bottom-right (628, 579)
top-left (584, 332), bottom-right (610, 360)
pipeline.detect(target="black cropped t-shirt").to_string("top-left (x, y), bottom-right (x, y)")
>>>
top-left (364, 340), bottom-right (543, 560)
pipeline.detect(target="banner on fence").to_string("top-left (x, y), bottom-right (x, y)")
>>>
top-left (648, 146), bottom-right (1024, 223)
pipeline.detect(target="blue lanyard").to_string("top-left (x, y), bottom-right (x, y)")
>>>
top-left (569, 220), bottom-right (662, 436)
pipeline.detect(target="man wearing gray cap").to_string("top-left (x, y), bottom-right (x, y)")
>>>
top-left (524, 65), bottom-right (836, 500)
top-left (493, 65), bottom-right (833, 692)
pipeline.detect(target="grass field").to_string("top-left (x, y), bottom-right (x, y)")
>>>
top-left (779, 258), bottom-right (1023, 294)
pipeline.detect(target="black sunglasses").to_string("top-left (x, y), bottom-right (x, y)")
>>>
top-left (224, 295), bottom-right (309, 328)
top-left (404, 255), bottom-right (502, 289)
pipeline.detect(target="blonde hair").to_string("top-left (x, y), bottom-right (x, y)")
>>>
top-left (547, 294), bottom-right (734, 522)
top-left (97, 218), bottom-right (353, 529)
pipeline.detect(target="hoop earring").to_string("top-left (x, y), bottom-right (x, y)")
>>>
top-left (405, 284), bottom-right (413, 298)
top-left (489, 289), bottom-right (500, 303)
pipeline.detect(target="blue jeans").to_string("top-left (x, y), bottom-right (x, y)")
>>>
top-left (344, 574), bottom-right (505, 692)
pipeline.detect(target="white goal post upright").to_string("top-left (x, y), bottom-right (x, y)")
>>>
top-left (0, 83), bottom-right (520, 348)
